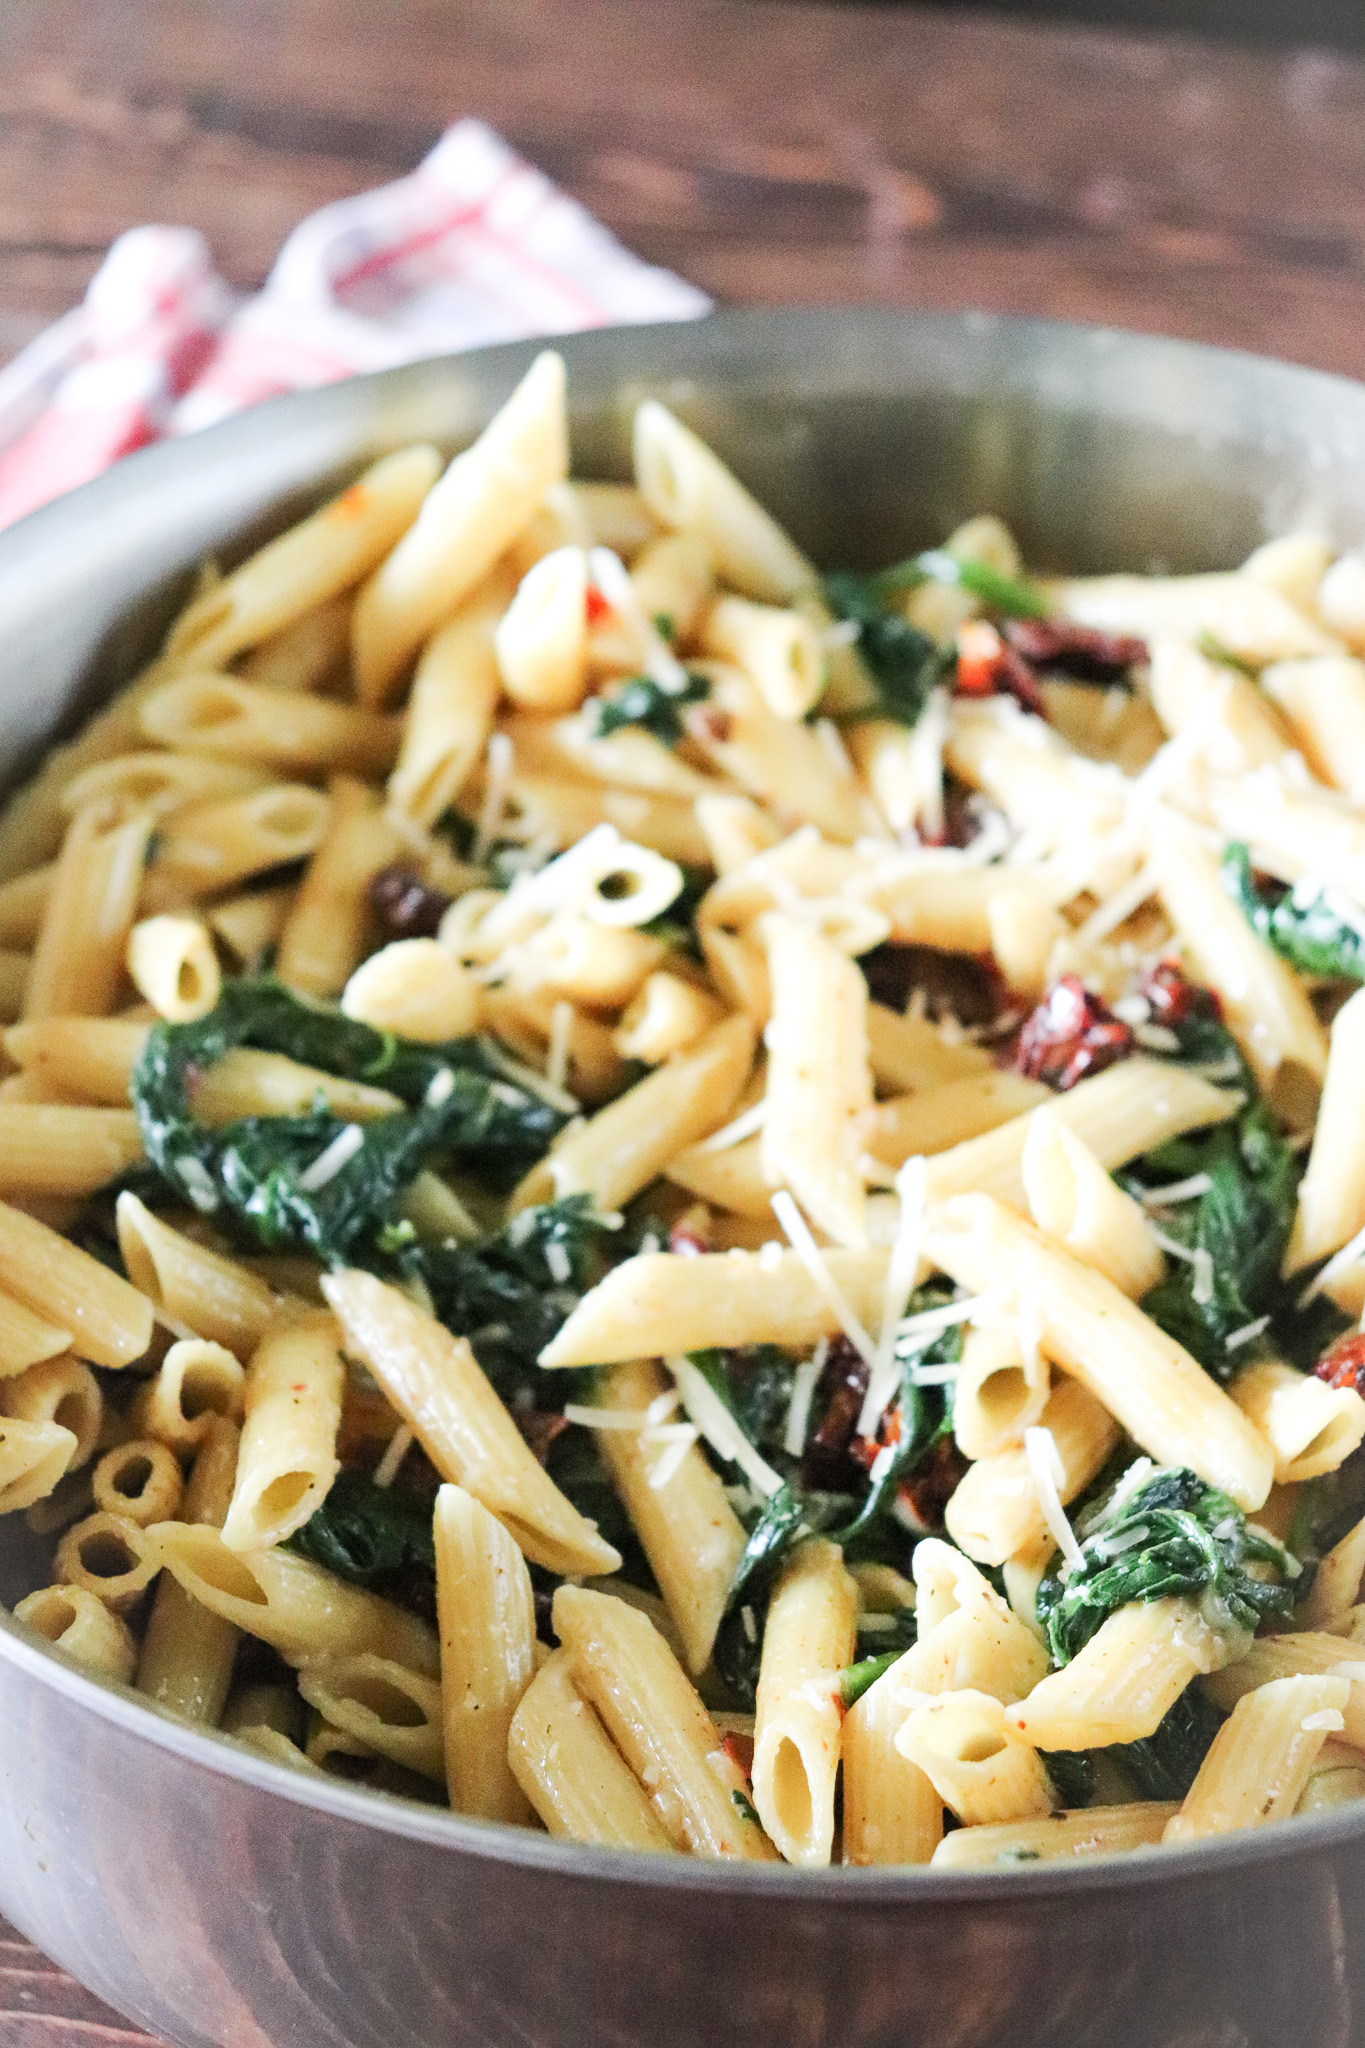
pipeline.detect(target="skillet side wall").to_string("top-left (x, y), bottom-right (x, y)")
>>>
top-left (0, 308), bottom-right (1364, 2048)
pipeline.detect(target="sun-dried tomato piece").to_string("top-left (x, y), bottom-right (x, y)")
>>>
top-left (802, 1337), bottom-right (871, 1492)
top-left (860, 944), bottom-right (1006, 1029)
top-left (1139, 958), bottom-right (1222, 1027)
top-left (1003, 618), bottom-right (1148, 679)
top-left (585, 584), bottom-right (614, 627)
top-left (1015, 975), bottom-right (1135, 1092)
top-left (954, 621), bottom-right (1046, 715)
top-left (722, 1730), bottom-right (755, 1783)
top-left (1317, 1333), bottom-right (1365, 1393)
top-left (896, 1436), bottom-right (969, 1533)
top-left (368, 864), bottom-right (452, 940)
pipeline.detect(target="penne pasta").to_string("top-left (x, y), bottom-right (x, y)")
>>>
top-left (750, 1538), bottom-right (857, 1865)
top-left (507, 1649), bottom-right (675, 1853)
top-left (433, 1482), bottom-right (536, 1820)
top-left (221, 1310), bottom-right (344, 1552)
top-left (761, 914), bottom-right (870, 1249)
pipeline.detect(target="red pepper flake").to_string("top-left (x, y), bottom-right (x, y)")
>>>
top-left (1317, 1333), bottom-right (1365, 1393)
top-left (1002, 618), bottom-right (1147, 680)
top-left (328, 484), bottom-right (369, 523)
top-left (954, 621), bottom-right (1046, 715)
top-left (1015, 975), bottom-right (1135, 1092)
top-left (722, 1730), bottom-right (755, 1783)
top-left (585, 584), bottom-right (614, 626)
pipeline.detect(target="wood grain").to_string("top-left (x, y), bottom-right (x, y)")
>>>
top-left (0, 4), bottom-right (1362, 2044)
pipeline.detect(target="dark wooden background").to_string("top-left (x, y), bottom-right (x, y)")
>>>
top-left (3, 0), bottom-right (1365, 2040)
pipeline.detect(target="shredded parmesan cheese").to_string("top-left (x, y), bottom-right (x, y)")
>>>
top-left (372, 1423), bottom-right (414, 1489)
top-left (666, 1354), bottom-right (785, 1498)
top-left (1301, 1709), bottom-right (1346, 1733)
top-left (472, 730), bottom-right (515, 864)
top-left (296, 1123), bottom-right (364, 1192)
top-left (784, 1343), bottom-right (825, 1458)
top-left (544, 1241), bottom-right (572, 1286)
top-left (588, 546), bottom-right (691, 695)
top-left (1024, 1425), bottom-right (1084, 1571)
top-left (1138, 1173), bottom-right (1213, 1207)
top-left (770, 1191), bottom-right (878, 1373)
top-left (1302, 1218), bottom-right (1365, 1304)
top-left (701, 1100), bottom-right (767, 1152)
top-left (1223, 1314), bottom-right (1271, 1352)
top-left (860, 1155), bottom-right (927, 1437)
top-left (647, 1428), bottom-right (699, 1490)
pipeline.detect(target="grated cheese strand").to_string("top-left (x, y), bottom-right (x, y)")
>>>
top-left (297, 1123), bottom-right (364, 1192)
top-left (860, 1155), bottom-right (927, 1438)
top-left (666, 1354), bottom-right (785, 1498)
top-left (1138, 1173), bottom-right (1213, 1208)
top-left (372, 1423), bottom-right (414, 1490)
top-left (701, 1100), bottom-right (767, 1152)
top-left (588, 546), bottom-right (691, 695)
top-left (784, 1343), bottom-right (825, 1459)
top-left (472, 729), bottom-right (514, 864)
top-left (647, 1428), bottom-right (700, 1491)
top-left (770, 1191), bottom-right (879, 1373)
top-left (1224, 1314), bottom-right (1271, 1352)
top-left (1302, 1218), bottom-right (1365, 1305)
top-left (1024, 1425), bottom-right (1084, 1571)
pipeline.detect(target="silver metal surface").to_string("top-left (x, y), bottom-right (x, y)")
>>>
top-left (1, 308), bottom-right (1364, 2048)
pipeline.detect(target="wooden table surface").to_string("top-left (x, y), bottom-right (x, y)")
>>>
top-left (2, 0), bottom-right (1365, 2040)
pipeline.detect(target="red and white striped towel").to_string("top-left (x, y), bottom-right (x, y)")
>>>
top-left (0, 120), bottom-right (709, 531)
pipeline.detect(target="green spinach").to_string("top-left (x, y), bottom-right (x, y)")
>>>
top-left (286, 1468), bottom-right (435, 1587)
top-left (584, 670), bottom-right (710, 746)
top-left (1110, 1684), bottom-right (1225, 1801)
top-left (130, 978), bottom-right (565, 1264)
top-left (1223, 841), bottom-right (1365, 981)
top-left (1036, 1466), bottom-right (1299, 1668)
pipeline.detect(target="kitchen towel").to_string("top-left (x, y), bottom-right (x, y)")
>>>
top-left (0, 119), bottom-right (709, 530)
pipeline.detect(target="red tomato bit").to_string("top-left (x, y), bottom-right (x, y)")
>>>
top-left (954, 621), bottom-right (1046, 715)
top-left (1015, 975), bottom-right (1135, 1092)
top-left (1317, 1333), bottom-right (1365, 1393)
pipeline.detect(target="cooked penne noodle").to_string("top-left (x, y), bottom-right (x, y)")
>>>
top-left (1049, 570), bottom-right (1339, 662)
top-left (590, 532), bottom-right (714, 671)
top-left (1008, 1597), bottom-right (1227, 1750)
top-left (922, 1058), bottom-right (1236, 1208)
top-left (92, 1438), bottom-right (184, 1526)
top-left (55, 1509), bottom-right (159, 1612)
top-left (553, 1584), bottom-right (778, 1859)
top-left (205, 885), bottom-right (296, 971)
top-left (2, 1355), bottom-right (102, 1469)
top-left (944, 1378), bottom-right (1122, 1566)
top-left (61, 751), bottom-right (272, 826)
top-left (513, 1013), bottom-right (754, 1215)
top-left (1165, 1673), bottom-right (1350, 1845)
top-left (864, 1001), bottom-right (994, 1094)
top-left (496, 546), bottom-right (591, 712)
top-left (139, 784), bottom-right (331, 913)
top-left (751, 1538), bottom-right (857, 1864)
top-left (896, 1689), bottom-right (1054, 1826)
top-left (1285, 984), bottom-right (1365, 1273)
top-left (297, 1653), bottom-right (446, 1784)
top-left (507, 1649), bottom-right (675, 1853)
top-left (688, 665), bottom-right (867, 844)
top-left (341, 938), bottom-right (482, 1042)
top-left (761, 914), bottom-right (870, 1249)
top-left (140, 673), bottom-right (400, 778)
top-left (274, 777), bottom-right (404, 997)
top-left (1147, 638), bottom-right (1291, 772)
top-left (135, 1414), bottom-right (243, 1723)
top-left (1202, 1632), bottom-right (1365, 1746)
top-left (321, 1270), bottom-right (620, 1577)
top-left (614, 971), bottom-right (725, 1063)
top-left (0, 1104), bottom-right (144, 1196)
top-left (951, 1322), bottom-right (1051, 1463)
top-left (1230, 1360), bottom-right (1365, 1483)
top-left (539, 1245), bottom-right (889, 1369)
top-left (0, 948), bottom-right (28, 1024)
top-left (190, 1048), bottom-right (401, 1129)
top-left (841, 1660), bottom-right (944, 1866)
top-left (126, 914), bottom-right (221, 1022)
top-left (0, 1198), bottom-right (152, 1367)
top-left (633, 400), bottom-right (814, 603)
top-left (898, 1541), bottom-right (1049, 1704)
top-left (1154, 808), bottom-right (1327, 1114)
top-left (931, 1802), bottom-right (1178, 1869)
top-left (142, 1521), bottom-right (439, 1673)
top-left (386, 578), bottom-right (506, 826)
top-left (700, 594), bottom-right (824, 720)
top-left (115, 1192), bottom-right (275, 1358)
top-left (353, 354), bottom-right (568, 705)
top-left (130, 1339), bottom-right (245, 1453)
top-left (221, 1310), bottom-right (344, 1552)
top-left (23, 806), bottom-right (154, 1021)
top-left (867, 1074), bottom-right (1051, 1170)
top-left (433, 1482), bottom-right (536, 1819)
top-left (1259, 654), bottom-right (1365, 800)
top-left (0, 1290), bottom-right (73, 1378)
top-left (15, 1582), bottom-right (137, 1682)
top-left (508, 771), bottom-right (713, 869)
top-left (1295, 1736), bottom-right (1365, 1816)
top-left (926, 1196), bottom-right (1275, 1510)
top-left (166, 445), bottom-right (441, 671)
top-left (0, 864), bottom-right (52, 948)
top-left (593, 1360), bottom-right (747, 1676)
top-left (664, 1133), bottom-right (773, 1220)
top-left (1300, 1517), bottom-right (1365, 1630)
top-left (1021, 1107), bottom-right (1165, 1299)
